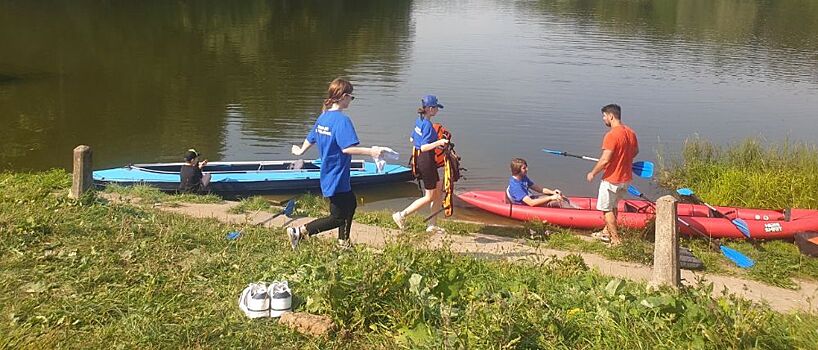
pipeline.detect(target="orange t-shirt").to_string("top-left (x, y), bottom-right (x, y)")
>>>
top-left (601, 125), bottom-right (638, 183)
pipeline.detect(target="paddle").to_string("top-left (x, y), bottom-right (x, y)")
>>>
top-left (676, 188), bottom-right (751, 239)
top-left (627, 185), bottom-right (754, 268)
top-left (227, 199), bottom-right (296, 240)
top-left (543, 148), bottom-right (654, 179)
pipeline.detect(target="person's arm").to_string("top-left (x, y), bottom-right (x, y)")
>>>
top-left (419, 138), bottom-right (448, 152)
top-left (342, 146), bottom-right (382, 158)
top-left (198, 159), bottom-right (208, 169)
top-left (522, 195), bottom-right (560, 207)
top-left (291, 139), bottom-right (314, 156)
top-left (586, 149), bottom-right (612, 182)
top-left (531, 183), bottom-right (560, 197)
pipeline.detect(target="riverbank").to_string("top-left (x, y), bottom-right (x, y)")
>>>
top-left (2, 170), bottom-right (817, 348)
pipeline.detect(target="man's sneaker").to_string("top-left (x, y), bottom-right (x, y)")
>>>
top-left (591, 231), bottom-right (611, 243)
top-left (238, 283), bottom-right (270, 319)
top-left (286, 227), bottom-right (301, 250)
top-left (425, 225), bottom-right (446, 234)
top-left (268, 281), bottom-right (292, 318)
top-left (392, 211), bottom-right (406, 230)
top-left (337, 239), bottom-right (353, 250)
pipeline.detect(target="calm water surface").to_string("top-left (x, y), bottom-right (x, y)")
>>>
top-left (2, 0), bottom-right (818, 215)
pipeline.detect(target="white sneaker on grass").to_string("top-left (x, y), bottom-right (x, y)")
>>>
top-left (268, 281), bottom-right (292, 318)
top-left (426, 225), bottom-right (446, 234)
top-left (238, 283), bottom-right (270, 319)
top-left (392, 211), bottom-right (406, 230)
top-left (337, 239), bottom-right (353, 250)
top-left (286, 227), bottom-right (301, 250)
top-left (591, 231), bottom-right (611, 243)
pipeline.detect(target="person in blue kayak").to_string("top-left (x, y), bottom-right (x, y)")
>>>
top-left (506, 158), bottom-right (565, 207)
top-left (392, 95), bottom-right (450, 233)
top-left (178, 149), bottom-right (210, 194)
top-left (286, 77), bottom-right (384, 250)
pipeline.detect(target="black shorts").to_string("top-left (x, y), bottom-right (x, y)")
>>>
top-left (416, 151), bottom-right (440, 190)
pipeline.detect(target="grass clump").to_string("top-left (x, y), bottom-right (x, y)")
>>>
top-left (658, 137), bottom-right (818, 287)
top-left (2, 171), bottom-right (818, 348)
top-left (658, 137), bottom-right (818, 209)
top-left (103, 183), bottom-right (223, 205)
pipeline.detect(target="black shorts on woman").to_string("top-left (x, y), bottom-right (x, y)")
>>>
top-left (416, 150), bottom-right (440, 190)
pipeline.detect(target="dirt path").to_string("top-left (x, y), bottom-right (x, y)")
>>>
top-left (147, 199), bottom-right (818, 313)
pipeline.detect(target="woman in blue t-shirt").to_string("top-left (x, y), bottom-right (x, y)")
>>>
top-left (507, 158), bottom-right (565, 206)
top-left (286, 78), bottom-right (383, 250)
top-left (392, 95), bottom-right (450, 233)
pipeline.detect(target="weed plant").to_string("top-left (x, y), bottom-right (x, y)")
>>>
top-left (3, 170), bottom-right (818, 348)
top-left (658, 137), bottom-right (818, 287)
top-left (658, 137), bottom-right (818, 209)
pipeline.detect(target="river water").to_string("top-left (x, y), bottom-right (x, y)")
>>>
top-left (2, 0), bottom-right (817, 217)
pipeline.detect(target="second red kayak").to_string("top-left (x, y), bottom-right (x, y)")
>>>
top-left (458, 191), bottom-right (818, 239)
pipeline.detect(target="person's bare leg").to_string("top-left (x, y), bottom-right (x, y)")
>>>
top-left (604, 209), bottom-right (621, 245)
top-left (427, 181), bottom-right (442, 226)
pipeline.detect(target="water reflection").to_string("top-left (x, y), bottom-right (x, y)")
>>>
top-left (1, 0), bottom-right (817, 205)
top-left (0, 0), bottom-right (412, 170)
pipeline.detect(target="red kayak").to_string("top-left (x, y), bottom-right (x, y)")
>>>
top-left (459, 191), bottom-right (818, 239)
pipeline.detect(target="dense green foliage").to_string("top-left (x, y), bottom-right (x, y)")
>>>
top-left (659, 137), bottom-right (818, 209)
top-left (2, 170), bottom-right (818, 348)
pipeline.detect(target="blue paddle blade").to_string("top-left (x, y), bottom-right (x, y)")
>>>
top-left (632, 161), bottom-right (654, 178)
top-left (720, 245), bottom-right (755, 268)
top-left (627, 185), bottom-right (642, 197)
top-left (676, 188), bottom-right (694, 196)
top-left (283, 199), bottom-right (296, 216)
top-left (542, 149), bottom-right (565, 155)
top-left (732, 218), bottom-right (751, 238)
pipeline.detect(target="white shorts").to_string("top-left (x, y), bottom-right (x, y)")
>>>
top-left (596, 180), bottom-right (628, 212)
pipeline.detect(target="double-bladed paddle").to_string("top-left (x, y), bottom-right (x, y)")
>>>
top-left (227, 199), bottom-right (296, 240)
top-left (676, 188), bottom-right (751, 238)
top-left (542, 149), bottom-right (654, 178)
top-left (627, 185), bottom-right (754, 268)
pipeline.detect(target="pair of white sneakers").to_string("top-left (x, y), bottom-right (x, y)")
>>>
top-left (238, 281), bottom-right (292, 319)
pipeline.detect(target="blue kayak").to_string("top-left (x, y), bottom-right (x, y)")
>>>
top-left (93, 159), bottom-right (413, 195)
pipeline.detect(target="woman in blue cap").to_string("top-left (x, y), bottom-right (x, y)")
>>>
top-left (392, 95), bottom-right (450, 233)
top-left (286, 77), bottom-right (384, 250)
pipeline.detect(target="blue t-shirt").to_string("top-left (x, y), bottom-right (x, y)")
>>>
top-left (508, 175), bottom-right (535, 204)
top-left (306, 110), bottom-right (360, 197)
top-left (411, 116), bottom-right (437, 150)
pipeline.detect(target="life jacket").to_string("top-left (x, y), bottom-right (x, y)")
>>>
top-left (409, 122), bottom-right (452, 178)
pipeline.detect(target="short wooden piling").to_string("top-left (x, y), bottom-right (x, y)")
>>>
top-left (649, 195), bottom-right (680, 290)
top-left (71, 145), bottom-right (93, 198)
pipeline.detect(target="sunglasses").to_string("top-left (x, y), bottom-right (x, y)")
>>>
top-left (344, 93), bottom-right (356, 101)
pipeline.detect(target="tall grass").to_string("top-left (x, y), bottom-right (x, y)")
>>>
top-left (3, 170), bottom-right (818, 348)
top-left (658, 137), bottom-right (818, 209)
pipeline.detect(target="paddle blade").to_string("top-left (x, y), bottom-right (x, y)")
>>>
top-left (720, 245), bottom-right (755, 268)
top-left (542, 149), bottom-right (565, 156)
top-left (282, 199), bottom-right (296, 217)
top-left (627, 185), bottom-right (642, 197)
top-left (676, 188), bottom-right (694, 196)
top-left (632, 161), bottom-right (654, 178)
top-left (732, 218), bottom-right (751, 238)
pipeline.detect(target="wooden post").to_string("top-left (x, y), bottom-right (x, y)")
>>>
top-left (71, 145), bottom-right (93, 198)
top-left (649, 195), bottom-right (680, 290)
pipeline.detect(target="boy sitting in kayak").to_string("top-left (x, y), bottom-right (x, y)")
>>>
top-left (178, 149), bottom-right (211, 194)
top-left (507, 158), bottom-right (565, 207)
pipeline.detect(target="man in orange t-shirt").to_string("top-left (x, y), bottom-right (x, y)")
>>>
top-left (586, 104), bottom-right (638, 246)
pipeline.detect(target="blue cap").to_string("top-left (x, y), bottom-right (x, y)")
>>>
top-left (421, 95), bottom-right (444, 109)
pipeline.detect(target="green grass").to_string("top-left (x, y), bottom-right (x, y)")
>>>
top-left (4, 170), bottom-right (818, 348)
top-left (103, 183), bottom-right (223, 206)
top-left (658, 137), bottom-right (818, 209)
top-left (657, 137), bottom-right (818, 288)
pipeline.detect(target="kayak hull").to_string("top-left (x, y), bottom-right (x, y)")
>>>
top-left (459, 191), bottom-right (818, 240)
top-left (93, 159), bottom-right (413, 196)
